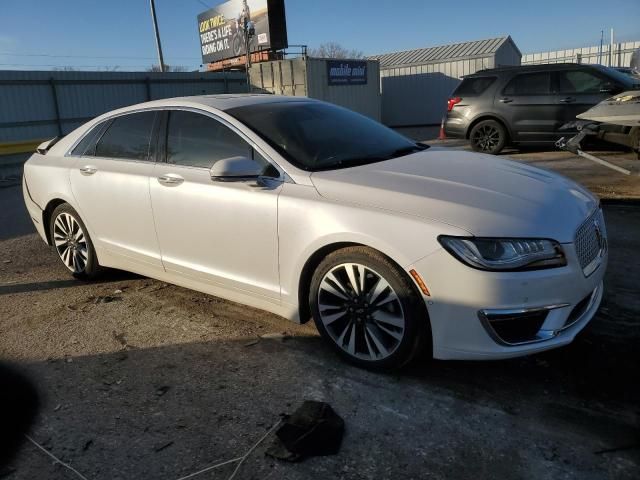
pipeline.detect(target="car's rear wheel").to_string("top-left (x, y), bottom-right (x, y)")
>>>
top-left (309, 247), bottom-right (429, 370)
top-left (469, 119), bottom-right (507, 154)
top-left (50, 204), bottom-right (102, 279)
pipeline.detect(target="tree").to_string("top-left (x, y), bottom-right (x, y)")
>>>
top-left (146, 64), bottom-right (188, 72)
top-left (308, 42), bottom-right (365, 59)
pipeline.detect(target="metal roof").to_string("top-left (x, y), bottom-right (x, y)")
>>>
top-left (369, 36), bottom-right (521, 69)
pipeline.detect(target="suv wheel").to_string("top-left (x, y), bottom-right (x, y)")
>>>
top-left (469, 119), bottom-right (507, 155)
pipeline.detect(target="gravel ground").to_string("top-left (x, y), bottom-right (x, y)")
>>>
top-left (1, 156), bottom-right (639, 478)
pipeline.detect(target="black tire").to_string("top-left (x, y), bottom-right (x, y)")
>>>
top-left (309, 246), bottom-right (431, 370)
top-left (49, 203), bottom-right (102, 280)
top-left (469, 119), bottom-right (507, 155)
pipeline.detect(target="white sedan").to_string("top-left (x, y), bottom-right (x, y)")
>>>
top-left (22, 95), bottom-right (608, 369)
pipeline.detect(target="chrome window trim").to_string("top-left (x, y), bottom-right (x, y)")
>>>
top-left (66, 106), bottom-right (288, 182)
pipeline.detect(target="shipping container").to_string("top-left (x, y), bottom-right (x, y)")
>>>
top-left (249, 57), bottom-right (382, 121)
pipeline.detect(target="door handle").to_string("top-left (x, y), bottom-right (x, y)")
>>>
top-left (157, 174), bottom-right (184, 186)
top-left (559, 97), bottom-right (576, 103)
top-left (79, 165), bottom-right (97, 176)
top-left (499, 97), bottom-right (513, 103)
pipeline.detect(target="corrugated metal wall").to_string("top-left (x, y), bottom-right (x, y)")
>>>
top-left (380, 57), bottom-right (496, 126)
top-left (250, 58), bottom-right (308, 97)
top-left (522, 40), bottom-right (640, 67)
top-left (306, 58), bottom-right (381, 121)
top-left (0, 70), bottom-right (246, 143)
top-left (379, 42), bottom-right (521, 126)
top-left (380, 73), bottom-right (460, 127)
top-left (250, 58), bottom-right (382, 121)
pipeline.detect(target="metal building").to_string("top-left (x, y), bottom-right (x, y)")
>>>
top-left (369, 36), bottom-right (521, 126)
top-left (249, 57), bottom-right (382, 121)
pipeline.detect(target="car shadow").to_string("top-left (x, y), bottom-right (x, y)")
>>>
top-left (0, 270), bottom-right (141, 296)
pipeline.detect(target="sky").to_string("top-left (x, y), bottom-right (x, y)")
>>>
top-left (0, 0), bottom-right (638, 71)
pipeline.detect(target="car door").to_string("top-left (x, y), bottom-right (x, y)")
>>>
top-left (554, 68), bottom-right (622, 128)
top-left (149, 109), bottom-right (282, 300)
top-left (70, 111), bottom-right (163, 269)
top-left (497, 71), bottom-right (560, 142)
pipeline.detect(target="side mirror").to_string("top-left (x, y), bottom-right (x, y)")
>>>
top-left (209, 156), bottom-right (263, 181)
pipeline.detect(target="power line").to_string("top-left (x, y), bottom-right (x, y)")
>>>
top-left (0, 52), bottom-right (201, 60)
top-left (196, 0), bottom-right (211, 10)
top-left (0, 63), bottom-right (200, 70)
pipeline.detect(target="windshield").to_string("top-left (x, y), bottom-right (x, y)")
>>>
top-left (227, 101), bottom-right (427, 171)
top-left (593, 65), bottom-right (640, 87)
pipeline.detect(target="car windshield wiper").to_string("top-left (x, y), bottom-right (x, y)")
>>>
top-left (388, 143), bottom-right (430, 158)
top-left (314, 143), bottom-right (429, 171)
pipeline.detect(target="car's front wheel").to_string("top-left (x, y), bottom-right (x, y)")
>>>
top-left (309, 247), bottom-right (429, 370)
top-left (469, 119), bottom-right (507, 154)
top-left (50, 203), bottom-right (102, 279)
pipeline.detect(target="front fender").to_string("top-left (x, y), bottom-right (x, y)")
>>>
top-left (277, 183), bottom-right (467, 308)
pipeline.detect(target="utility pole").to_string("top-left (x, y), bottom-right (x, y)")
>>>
top-left (149, 0), bottom-right (165, 72)
top-left (598, 30), bottom-right (603, 65)
top-left (609, 28), bottom-right (614, 67)
top-left (243, 20), bottom-right (255, 92)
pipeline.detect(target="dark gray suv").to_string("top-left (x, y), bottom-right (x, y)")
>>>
top-left (444, 63), bottom-right (638, 154)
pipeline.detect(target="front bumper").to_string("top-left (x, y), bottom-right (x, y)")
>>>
top-left (410, 242), bottom-right (607, 360)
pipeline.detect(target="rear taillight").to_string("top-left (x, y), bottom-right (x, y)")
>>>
top-left (447, 97), bottom-right (462, 111)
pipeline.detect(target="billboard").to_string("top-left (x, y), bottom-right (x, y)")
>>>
top-left (326, 61), bottom-right (368, 86)
top-left (197, 0), bottom-right (288, 65)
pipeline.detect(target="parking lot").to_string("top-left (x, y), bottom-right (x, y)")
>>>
top-left (1, 143), bottom-right (639, 479)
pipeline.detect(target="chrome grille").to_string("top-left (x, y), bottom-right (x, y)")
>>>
top-left (574, 209), bottom-right (606, 275)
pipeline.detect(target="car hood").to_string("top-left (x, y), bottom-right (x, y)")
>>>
top-left (310, 148), bottom-right (597, 242)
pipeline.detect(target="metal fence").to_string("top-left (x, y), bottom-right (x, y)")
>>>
top-left (522, 40), bottom-right (640, 67)
top-left (0, 70), bottom-right (247, 148)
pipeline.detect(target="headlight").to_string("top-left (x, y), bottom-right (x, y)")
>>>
top-left (438, 236), bottom-right (566, 271)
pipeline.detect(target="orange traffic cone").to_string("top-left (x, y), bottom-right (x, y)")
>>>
top-left (438, 117), bottom-right (446, 140)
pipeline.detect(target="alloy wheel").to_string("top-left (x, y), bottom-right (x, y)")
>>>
top-left (52, 212), bottom-right (88, 273)
top-left (472, 125), bottom-right (500, 152)
top-left (317, 263), bottom-right (406, 361)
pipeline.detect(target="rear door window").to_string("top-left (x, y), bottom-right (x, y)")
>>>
top-left (557, 70), bottom-right (607, 94)
top-left (503, 72), bottom-right (552, 95)
top-left (95, 111), bottom-right (157, 161)
top-left (454, 76), bottom-right (496, 96)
